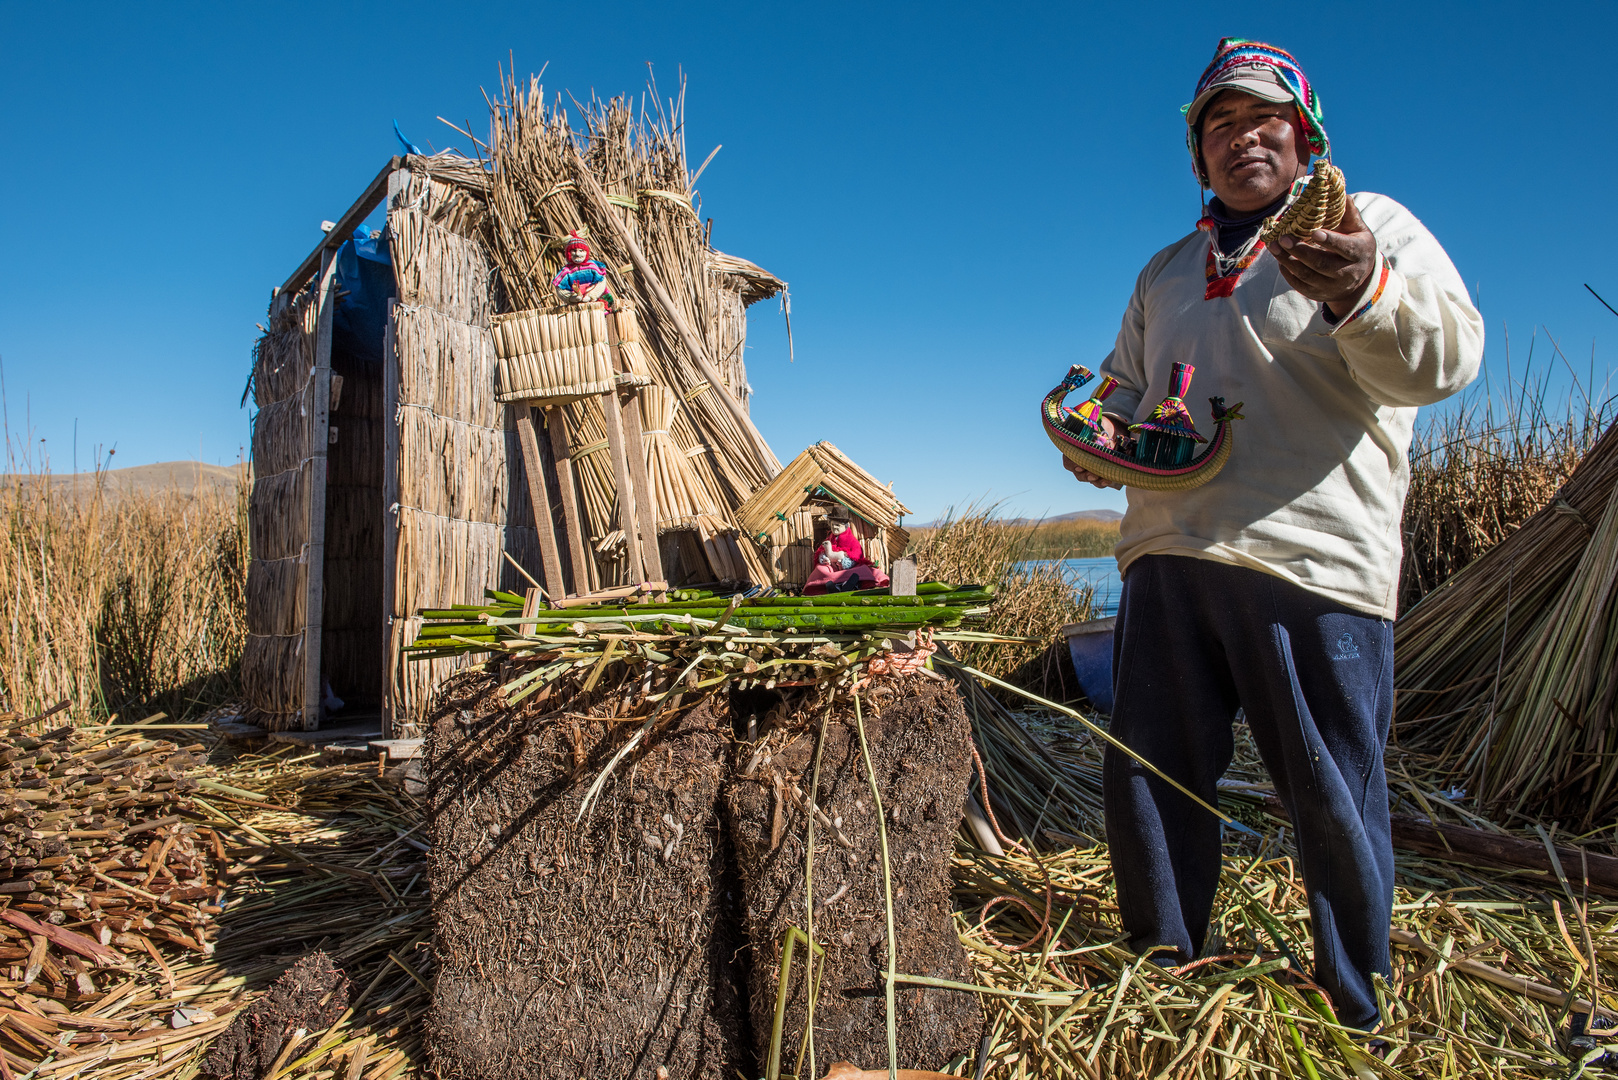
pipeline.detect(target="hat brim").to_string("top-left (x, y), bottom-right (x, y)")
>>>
top-left (1185, 73), bottom-right (1294, 128)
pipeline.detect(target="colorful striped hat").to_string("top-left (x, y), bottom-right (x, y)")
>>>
top-left (1183, 38), bottom-right (1329, 181)
top-left (563, 231), bottom-right (592, 258)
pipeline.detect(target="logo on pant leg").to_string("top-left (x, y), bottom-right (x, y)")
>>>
top-left (1330, 632), bottom-right (1360, 660)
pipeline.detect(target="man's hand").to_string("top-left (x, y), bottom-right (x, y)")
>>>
top-left (1060, 414), bottom-right (1124, 490)
top-left (1063, 455), bottom-right (1122, 489)
top-left (1270, 196), bottom-right (1377, 318)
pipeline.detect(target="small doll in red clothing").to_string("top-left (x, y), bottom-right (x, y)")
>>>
top-left (552, 232), bottom-right (613, 309)
top-left (817, 518), bottom-right (864, 571)
top-left (804, 512), bottom-right (889, 595)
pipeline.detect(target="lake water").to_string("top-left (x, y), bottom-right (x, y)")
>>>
top-left (1023, 557), bottom-right (1122, 618)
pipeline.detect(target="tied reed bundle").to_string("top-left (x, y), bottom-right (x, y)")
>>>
top-left (639, 386), bottom-right (717, 529)
top-left (491, 306), bottom-right (615, 404)
top-left (1396, 416), bottom-right (1618, 825)
top-left (484, 71), bottom-right (783, 511)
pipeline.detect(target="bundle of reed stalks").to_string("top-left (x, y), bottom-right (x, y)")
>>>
top-left (1396, 417), bottom-right (1618, 825)
top-left (1399, 383), bottom-right (1607, 611)
top-left (558, 396), bottom-right (616, 543)
top-left (639, 385), bottom-right (717, 528)
top-left (490, 305), bottom-right (615, 403)
top-left (484, 72), bottom-right (780, 513)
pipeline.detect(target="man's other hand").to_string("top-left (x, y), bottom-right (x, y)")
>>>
top-left (1270, 196), bottom-right (1377, 318)
top-left (1060, 413), bottom-right (1125, 489)
top-left (1063, 454), bottom-right (1123, 489)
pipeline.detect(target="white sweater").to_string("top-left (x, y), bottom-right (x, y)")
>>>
top-left (1098, 192), bottom-right (1484, 618)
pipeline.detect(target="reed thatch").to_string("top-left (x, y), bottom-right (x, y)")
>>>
top-left (382, 194), bottom-right (537, 733)
top-left (735, 442), bottom-right (912, 585)
top-left (243, 288), bottom-right (319, 730)
top-left (1396, 416), bottom-right (1618, 825)
top-left (484, 74), bottom-right (785, 517)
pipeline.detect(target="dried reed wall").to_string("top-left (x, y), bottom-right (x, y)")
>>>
top-left (243, 289), bottom-right (319, 728)
top-left (385, 197), bottom-right (537, 732)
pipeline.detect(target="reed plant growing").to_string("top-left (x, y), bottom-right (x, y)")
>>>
top-left (906, 504), bottom-right (1095, 678)
top-left (1399, 364), bottom-right (1612, 611)
top-left (0, 435), bottom-right (248, 720)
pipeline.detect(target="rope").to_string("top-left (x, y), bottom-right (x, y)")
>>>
top-left (968, 735), bottom-right (1054, 953)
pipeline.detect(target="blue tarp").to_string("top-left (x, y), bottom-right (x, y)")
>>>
top-left (333, 228), bottom-right (395, 367)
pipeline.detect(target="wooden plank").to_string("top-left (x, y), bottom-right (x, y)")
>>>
top-left (599, 388), bottom-right (644, 585)
top-left (1262, 795), bottom-right (1618, 896)
top-left (302, 251), bottom-right (339, 731)
top-left (515, 406), bottom-right (566, 598)
top-left (548, 581), bottom-right (669, 609)
top-left (620, 395), bottom-right (663, 588)
top-left (545, 406), bottom-right (591, 597)
top-left (891, 556), bottom-right (918, 596)
top-left (380, 297), bottom-right (402, 738)
top-left (379, 169), bottom-right (408, 740)
top-left (277, 157), bottom-right (402, 304)
top-left (609, 316), bottom-right (663, 589)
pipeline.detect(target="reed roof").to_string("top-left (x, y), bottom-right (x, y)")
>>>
top-left (735, 441), bottom-right (911, 545)
top-left (707, 251), bottom-right (786, 307)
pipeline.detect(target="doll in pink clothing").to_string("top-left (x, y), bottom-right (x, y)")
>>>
top-left (817, 519), bottom-right (863, 571)
top-left (804, 513), bottom-right (888, 595)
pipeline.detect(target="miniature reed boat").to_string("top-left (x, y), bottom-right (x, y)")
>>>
top-left (1040, 363), bottom-right (1243, 491)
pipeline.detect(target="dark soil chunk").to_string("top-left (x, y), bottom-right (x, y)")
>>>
top-left (203, 951), bottom-right (350, 1079)
top-left (723, 679), bottom-right (983, 1073)
top-left (424, 671), bottom-right (748, 1079)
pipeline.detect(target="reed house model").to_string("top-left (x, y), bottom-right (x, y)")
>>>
top-left (242, 87), bottom-right (909, 735)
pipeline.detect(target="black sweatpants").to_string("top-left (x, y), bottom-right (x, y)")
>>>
top-left (1103, 555), bottom-right (1394, 1030)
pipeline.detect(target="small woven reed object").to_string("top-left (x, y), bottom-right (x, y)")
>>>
top-left (611, 305), bottom-right (655, 388)
top-left (492, 306), bottom-right (616, 404)
top-left (1258, 162), bottom-right (1346, 245)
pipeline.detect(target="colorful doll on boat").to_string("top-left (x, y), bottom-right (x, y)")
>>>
top-left (1130, 362), bottom-right (1207, 467)
top-left (1040, 361), bottom-right (1244, 491)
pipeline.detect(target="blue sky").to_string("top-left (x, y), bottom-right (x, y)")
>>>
top-left (2, 2), bottom-right (1615, 520)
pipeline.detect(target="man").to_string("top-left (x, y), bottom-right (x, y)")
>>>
top-left (1065, 39), bottom-right (1482, 1031)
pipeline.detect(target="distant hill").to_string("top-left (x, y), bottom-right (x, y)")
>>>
top-left (2, 461), bottom-right (243, 502)
top-left (911, 508), bottom-right (1123, 528)
top-left (1036, 509), bottom-right (1122, 524)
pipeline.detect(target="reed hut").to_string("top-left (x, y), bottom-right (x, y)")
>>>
top-left (244, 109), bottom-right (795, 735)
top-left (735, 441), bottom-right (912, 586)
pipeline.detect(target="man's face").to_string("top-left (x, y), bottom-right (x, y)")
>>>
top-left (568, 247), bottom-right (588, 265)
top-left (1197, 89), bottom-right (1311, 213)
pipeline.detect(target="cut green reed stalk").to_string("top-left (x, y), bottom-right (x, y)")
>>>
top-left (854, 691), bottom-right (899, 1080)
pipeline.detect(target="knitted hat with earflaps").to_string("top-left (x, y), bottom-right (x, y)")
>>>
top-left (1183, 38), bottom-right (1329, 185)
top-left (563, 231), bottom-right (592, 258)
